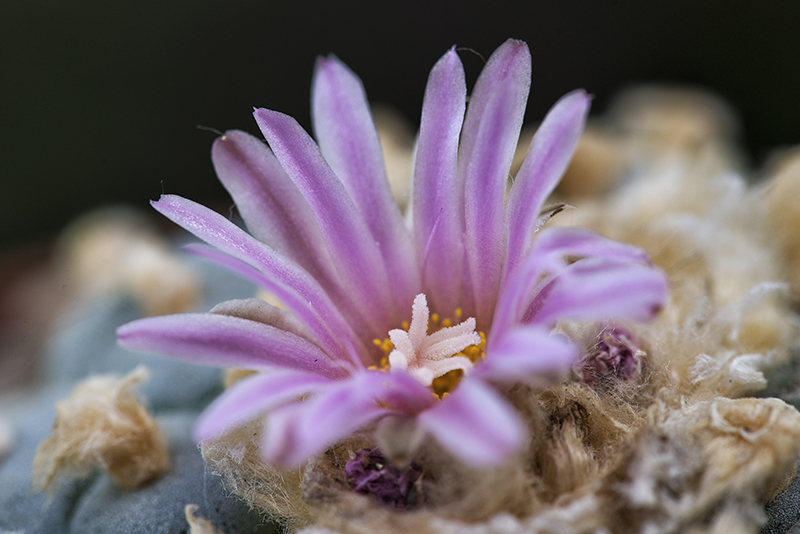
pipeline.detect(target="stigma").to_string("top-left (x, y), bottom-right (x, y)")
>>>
top-left (384, 294), bottom-right (481, 387)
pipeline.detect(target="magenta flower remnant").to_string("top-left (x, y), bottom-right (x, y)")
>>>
top-left (117, 39), bottom-right (668, 468)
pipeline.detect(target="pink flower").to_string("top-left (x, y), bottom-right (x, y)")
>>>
top-left (117, 39), bottom-right (667, 467)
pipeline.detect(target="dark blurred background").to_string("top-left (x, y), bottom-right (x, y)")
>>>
top-left (2, 0), bottom-right (800, 249)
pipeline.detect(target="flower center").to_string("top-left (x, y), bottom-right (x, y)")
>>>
top-left (371, 294), bottom-right (485, 397)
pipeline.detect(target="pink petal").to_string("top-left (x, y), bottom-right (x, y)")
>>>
top-left (312, 56), bottom-right (420, 313)
top-left (531, 227), bottom-right (651, 272)
top-left (412, 47), bottom-right (468, 315)
top-left (418, 378), bottom-right (524, 466)
top-left (492, 227), bottom-right (652, 342)
top-left (261, 372), bottom-right (395, 466)
top-left (460, 39), bottom-right (531, 327)
top-left (152, 195), bottom-right (368, 365)
top-left (211, 130), bottom-right (337, 288)
top-left (378, 370), bottom-right (437, 414)
top-left (476, 326), bottom-right (577, 384)
top-left (505, 90), bottom-right (591, 276)
top-left (185, 244), bottom-right (377, 361)
top-left (194, 370), bottom-right (334, 441)
top-left (528, 258), bottom-right (668, 326)
top-left (254, 109), bottom-right (397, 331)
top-left (117, 313), bottom-right (350, 379)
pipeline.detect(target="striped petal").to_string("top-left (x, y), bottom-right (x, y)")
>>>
top-left (476, 326), bottom-right (577, 384)
top-left (194, 370), bottom-right (334, 442)
top-left (418, 378), bottom-right (524, 466)
top-left (211, 130), bottom-right (337, 287)
top-left (505, 90), bottom-right (591, 275)
top-left (312, 56), bottom-right (420, 313)
top-left (412, 47), bottom-right (467, 315)
top-left (492, 227), bottom-right (653, 343)
top-left (254, 109), bottom-right (397, 330)
top-left (152, 195), bottom-right (367, 364)
top-left (527, 259), bottom-right (668, 327)
top-left (261, 372), bottom-right (397, 466)
top-left (460, 39), bottom-right (531, 327)
top-left (185, 243), bottom-right (375, 365)
top-left (117, 313), bottom-right (349, 379)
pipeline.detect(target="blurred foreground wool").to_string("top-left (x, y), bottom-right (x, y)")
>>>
top-left (32, 366), bottom-right (169, 491)
top-left (762, 148), bottom-right (800, 305)
top-left (59, 208), bottom-right (202, 317)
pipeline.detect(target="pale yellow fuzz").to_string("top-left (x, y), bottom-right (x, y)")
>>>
top-left (759, 148), bottom-right (800, 303)
top-left (60, 208), bottom-right (201, 316)
top-left (32, 366), bottom-right (169, 491)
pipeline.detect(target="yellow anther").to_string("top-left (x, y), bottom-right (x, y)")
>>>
top-left (374, 302), bottom-right (487, 398)
top-left (431, 369), bottom-right (463, 398)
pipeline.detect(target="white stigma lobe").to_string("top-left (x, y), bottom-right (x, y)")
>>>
top-left (387, 294), bottom-right (480, 386)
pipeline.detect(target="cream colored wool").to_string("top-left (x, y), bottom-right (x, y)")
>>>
top-left (603, 85), bottom-right (743, 165)
top-left (201, 419), bottom-right (311, 530)
top-left (373, 105), bottom-right (414, 210)
top-left (32, 366), bottom-right (169, 491)
top-left (60, 208), bottom-right (201, 316)
top-left (203, 386), bottom-right (800, 534)
top-left (758, 148), bottom-right (800, 304)
top-left (289, 396), bottom-right (800, 534)
top-left (552, 125), bottom-right (628, 198)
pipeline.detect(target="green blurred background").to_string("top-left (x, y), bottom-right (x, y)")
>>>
top-left (2, 0), bottom-right (799, 249)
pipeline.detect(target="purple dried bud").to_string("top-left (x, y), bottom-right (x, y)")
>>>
top-left (344, 448), bottom-right (422, 509)
top-left (578, 326), bottom-right (645, 384)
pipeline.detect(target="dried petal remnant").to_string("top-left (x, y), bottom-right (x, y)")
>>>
top-left (32, 366), bottom-right (169, 490)
top-left (345, 448), bottom-right (422, 509)
top-left (578, 326), bottom-right (645, 384)
top-left (61, 208), bottom-right (201, 316)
